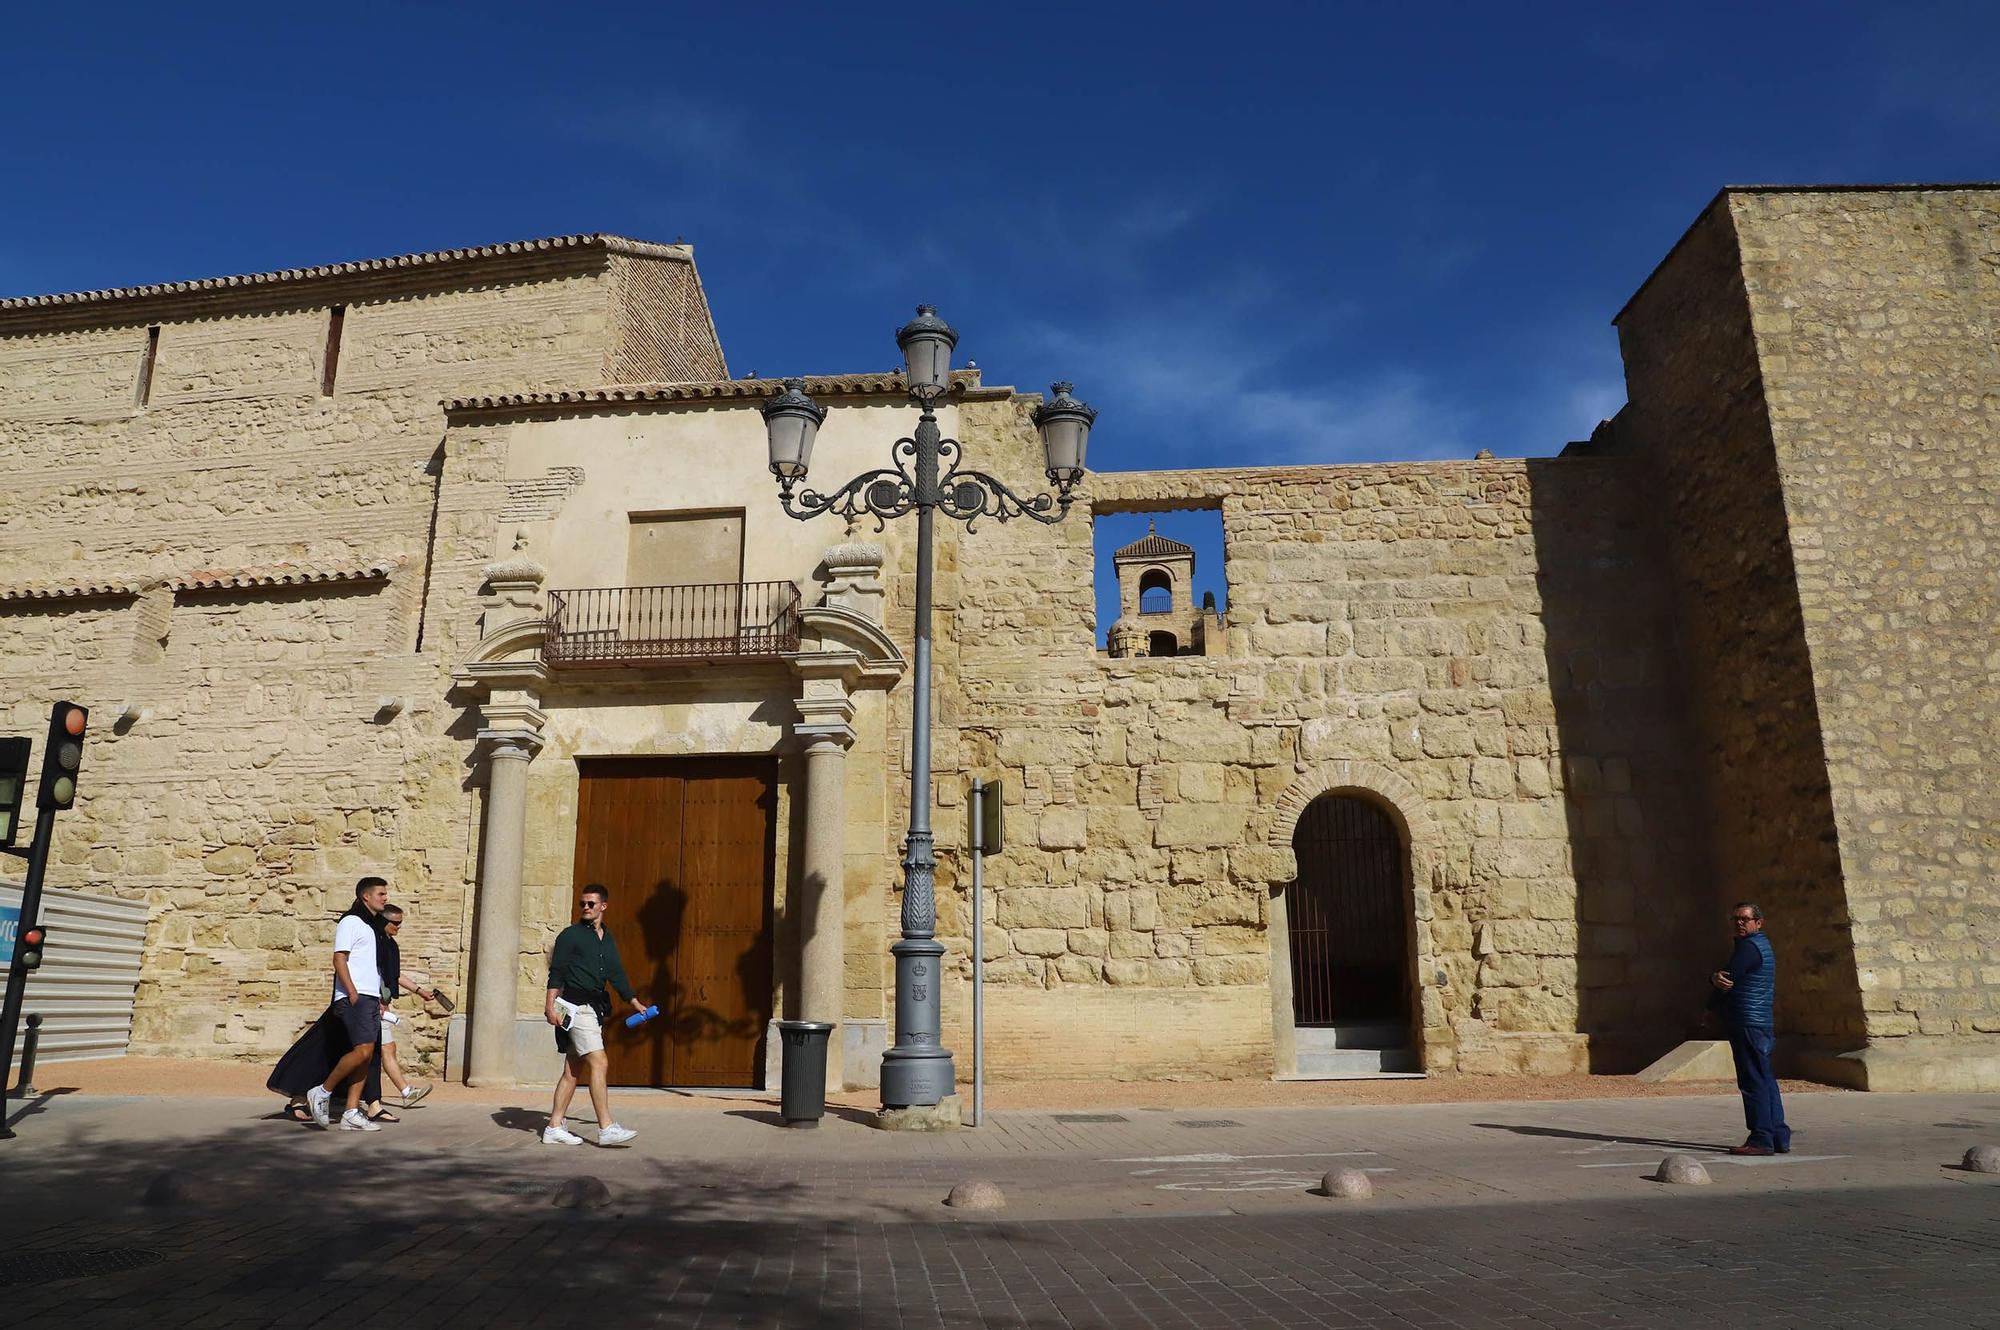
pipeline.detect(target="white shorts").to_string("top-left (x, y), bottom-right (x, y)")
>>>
top-left (559, 1001), bottom-right (605, 1057)
top-left (379, 1010), bottom-right (397, 1045)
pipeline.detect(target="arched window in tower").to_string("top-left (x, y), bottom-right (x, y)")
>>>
top-left (1138, 568), bottom-right (1173, 615)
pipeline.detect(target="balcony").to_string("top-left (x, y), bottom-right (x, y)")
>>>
top-left (543, 581), bottom-right (803, 667)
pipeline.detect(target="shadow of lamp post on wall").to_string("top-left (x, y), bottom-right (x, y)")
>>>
top-left (762, 306), bottom-right (1096, 1109)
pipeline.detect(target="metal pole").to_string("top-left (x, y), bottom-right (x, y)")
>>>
top-left (880, 406), bottom-right (955, 1108)
top-left (11, 1014), bottom-right (41, 1099)
top-left (0, 811), bottom-right (57, 1139)
top-left (970, 777), bottom-right (985, 1128)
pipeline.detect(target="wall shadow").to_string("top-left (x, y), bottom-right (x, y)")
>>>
top-left (1526, 455), bottom-right (1713, 1072)
top-left (1597, 215), bottom-right (1869, 1068)
top-left (1529, 437), bottom-right (1868, 1072)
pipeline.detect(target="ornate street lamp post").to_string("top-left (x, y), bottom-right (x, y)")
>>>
top-left (763, 306), bottom-right (1096, 1109)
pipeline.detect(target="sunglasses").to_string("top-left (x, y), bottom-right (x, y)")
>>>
top-left (1731, 915), bottom-right (1757, 923)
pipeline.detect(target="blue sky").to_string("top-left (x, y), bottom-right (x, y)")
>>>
top-left (5, 2), bottom-right (1996, 632)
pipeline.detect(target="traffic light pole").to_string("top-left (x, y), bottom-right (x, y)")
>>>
top-left (0, 810), bottom-right (57, 1137)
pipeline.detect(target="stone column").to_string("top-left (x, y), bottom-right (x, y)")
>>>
top-left (467, 727), bottom-right (543, 1087)
top-left (796, 699), bottom-right (856, 1093)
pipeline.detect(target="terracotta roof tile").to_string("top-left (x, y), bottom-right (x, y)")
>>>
top-left (1115, 521), bottom-right (1195, 560)
top-left (171, 562), bottom-right (397, 592)
top-left (0, 234), bottom-right (690, 313)
top-left (443, 370), bottom-right (986, 415)
top-left (0, 580), bottom-right (142, 603)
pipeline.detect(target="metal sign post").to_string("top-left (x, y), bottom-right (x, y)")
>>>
top-left (0, 805), bottom-right (57, 1135)
top-left (968, 777), bottom-right (984, 1128)
top-left (966, 775), bottom-right (1003, 1129)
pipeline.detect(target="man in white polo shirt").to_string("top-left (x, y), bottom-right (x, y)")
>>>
top-left (306, 877), bottom-right (389, 1131)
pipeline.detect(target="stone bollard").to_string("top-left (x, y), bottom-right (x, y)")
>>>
top-left (1655, 1154), bottom-right (1712, 1186)
top-left (1318, 1167), bottom-right (1373, 1199)
top-left (142, 1171), bottom-right (211, 1206)
top-left (552, 1176), bottom-right (613, 1209)
top-left (1962, 1146), bottom-right (2000, 1174)
top-left (945, 1179), bottom-right (1006, 1211)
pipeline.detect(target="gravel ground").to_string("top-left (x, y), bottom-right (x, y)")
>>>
top-left (26, 1054), bottom-right (1836, 1109)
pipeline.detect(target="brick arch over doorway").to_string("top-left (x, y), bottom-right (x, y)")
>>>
top-left (1263, 761), bottom-right (1442, 1076)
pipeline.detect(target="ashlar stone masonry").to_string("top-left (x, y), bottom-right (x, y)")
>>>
top-left (1, 188), bottom-right (1992, 1092)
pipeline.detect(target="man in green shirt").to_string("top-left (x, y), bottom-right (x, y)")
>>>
top-left (543, 883), bottom-right (650, 1146)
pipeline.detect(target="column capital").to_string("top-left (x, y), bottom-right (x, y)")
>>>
top-left (477, 727), bottom-right (545, 762)
top-left (796, 721), bottom-right (857, 753)
top-left (479, 695), bottom-right (546, 735)
top-left (796, 681), bottom-right (856, 752)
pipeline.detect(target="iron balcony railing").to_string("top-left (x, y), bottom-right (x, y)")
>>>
top-left (544, 581), bottom-right (802, 666)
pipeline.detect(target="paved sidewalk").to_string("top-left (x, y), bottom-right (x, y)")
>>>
top-left (5, 1085), bottom-right (1999, 1326)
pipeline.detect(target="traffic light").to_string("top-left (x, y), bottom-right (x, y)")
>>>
top-left (35, 702), bottom-right (87, 812)
top-left (16, 925), bottom-right (46, 971)
top-left (0, 736), bottom-right (27, 847)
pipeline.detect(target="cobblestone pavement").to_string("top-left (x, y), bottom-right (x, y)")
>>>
top-left (5, 1089), bottom-right (2000, 1326)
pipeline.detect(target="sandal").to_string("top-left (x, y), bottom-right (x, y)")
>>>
top-left (365, 1106), bottom-right (401, 1124)
top-left (283, 1102), bottom-right (313, 1124)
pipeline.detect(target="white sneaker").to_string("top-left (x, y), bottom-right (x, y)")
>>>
top-left (306, 1085), bottom-right (333, 1128)
top-left (596, 1123), bottom-right (636, 1147)
top-left (542, 1123), bottom-right (584, 1145)
top-left (339, 1109), bottom-right (382, 1132)
top-left (401, 1083), bottom-right (432, 1106)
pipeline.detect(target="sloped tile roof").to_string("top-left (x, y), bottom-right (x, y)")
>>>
top-left (444, 370), bottom-right (986, 414)
top-left (1115, 520), bottom-right (1194, 560)
top-left (171, 562), bottom-right (396, 592)
top-left (0, 234), bottom-right (689, 312)
top-left (0, 580), bottom-right (142, 603)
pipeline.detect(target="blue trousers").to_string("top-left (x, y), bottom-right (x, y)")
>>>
top-left (1727, 1024), bottom-right (1790, 1150)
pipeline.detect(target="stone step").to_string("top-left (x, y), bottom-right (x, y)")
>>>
top-left (1293, 1045), bottom-right (1423, 1078)
top-left (1295, 1023), bottom-right (1409, 1052)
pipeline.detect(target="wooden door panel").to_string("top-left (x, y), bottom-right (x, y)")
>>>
top-left (571, 756), bottom-right (774, 1090)
top-left (574, 762), bottom-right (684, 1088)
top-left (675, 763), bottom-right (774, 1088)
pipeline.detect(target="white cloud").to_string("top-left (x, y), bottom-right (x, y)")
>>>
top-left (1012, 291), bottom-right (1468, 467)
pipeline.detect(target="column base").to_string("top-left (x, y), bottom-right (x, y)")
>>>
top-left (445, 1013), bottom-right (563, 1087)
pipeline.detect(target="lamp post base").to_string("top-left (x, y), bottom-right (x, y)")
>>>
top-left (875, 1093), bottom-right (962, 1132)
top-left (881, 937), bottom-right (955, 1108)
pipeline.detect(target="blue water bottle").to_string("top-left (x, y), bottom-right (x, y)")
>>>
top-left (624, 1004), bottom-right (660, 1028)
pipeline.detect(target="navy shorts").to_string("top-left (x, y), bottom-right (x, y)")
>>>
top-left (334, 995), bottom-right (381, 1046)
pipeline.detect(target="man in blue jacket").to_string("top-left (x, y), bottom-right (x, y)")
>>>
top-left (1710, 902), bottom-right (1791, 1156)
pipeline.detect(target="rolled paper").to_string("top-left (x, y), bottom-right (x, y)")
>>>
top-left (624, 1004), bottom-right (661, 1028)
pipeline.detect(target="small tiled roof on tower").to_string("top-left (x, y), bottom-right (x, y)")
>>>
top-left (1114, 520), bottom-right (1195, 561)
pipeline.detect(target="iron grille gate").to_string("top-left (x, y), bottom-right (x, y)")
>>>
top-left (1286, 794), bottom-right (1409, 1027)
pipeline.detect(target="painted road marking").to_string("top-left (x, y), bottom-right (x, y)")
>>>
top-left (1577, 1154), bottom-right (1850, 1169)
top-left (1110, 1151), bottom-right (1393, 1193)
top-left (1107, 1151), bottom-right (1378, 1163)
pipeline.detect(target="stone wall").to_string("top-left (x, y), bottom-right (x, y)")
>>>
top-left (1611, 197), bottom-right (1865, 1050)
top-left (920, 393), bottom-right (1701, 1079)
top-left (1731, 189), bottom-right (2000, 1072)
top-left (0, 240), bottom-right (724, 1068)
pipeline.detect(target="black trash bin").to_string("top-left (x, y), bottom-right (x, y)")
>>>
top-left (777, 1021), bottom-right (835, 1127)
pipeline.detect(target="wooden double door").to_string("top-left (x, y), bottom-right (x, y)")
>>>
top-left (572, 756), bottom-right (777, 1088)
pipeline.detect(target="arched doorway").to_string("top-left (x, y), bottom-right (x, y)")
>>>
top-left (1147, 630), bottom-right (1179, 657)
top-left (1285, 793), bottom-right (1415, 1071)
